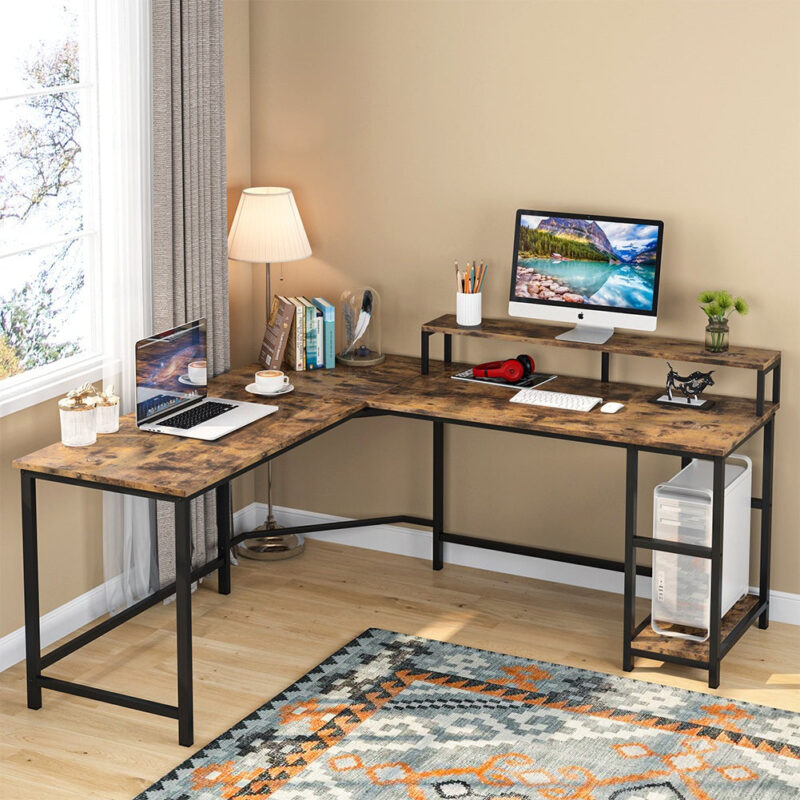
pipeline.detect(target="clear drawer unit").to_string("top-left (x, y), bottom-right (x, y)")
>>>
top-left (652, 455), bottom-right (752, 641)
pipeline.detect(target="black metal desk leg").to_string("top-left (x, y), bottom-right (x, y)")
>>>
top-left (708, 457), bottom-right (725, 689)
top-left (421, 331), bottom-right (431, 375)
top-left (772, 359), bottom-right (781, 403)
top-left (759, 419), bottom-right (774, 629)
top-left (175, 499), bottom-right (194, 745)
top-left (433, 420), bottom-right (444, 570)
top-left (622, 448), bottom-right (638, 672)
top-left (21, 471), bottom-right (42, 710)
top-left (444, 334), bottom-right (452, 364)
top-left (216, 483), bottom-right (232, 595)
top-left (601, 352), bottom-right (610, 383)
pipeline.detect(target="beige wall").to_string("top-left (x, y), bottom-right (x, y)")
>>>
top-left (1, 0), bottom-right (797, 645)
top-left (0, 403), bottom-right (104, 638)
top-left (244, 0), bottom-right (800, 594)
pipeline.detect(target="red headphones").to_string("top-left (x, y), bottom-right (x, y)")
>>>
top-left (472, 354), bottom-right (535, 383)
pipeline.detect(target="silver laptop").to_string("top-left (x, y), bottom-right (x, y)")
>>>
top-left (135, 318), bottom-right (277, 440)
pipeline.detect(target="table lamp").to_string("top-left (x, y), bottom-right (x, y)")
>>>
top-left (228, 187), bottom-right (312, 560)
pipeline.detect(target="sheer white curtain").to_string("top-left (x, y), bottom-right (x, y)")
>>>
top-left (97, 1), bottom-right (157, 611)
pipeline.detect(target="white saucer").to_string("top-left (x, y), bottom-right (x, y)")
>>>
top-left (178, 374), bottom-right (206, 387)
top-left (245, 382), bottom-right (294, 397)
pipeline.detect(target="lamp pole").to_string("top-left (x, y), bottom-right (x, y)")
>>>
top-left (264, 262), bottom-right (279, 531)
top-left (237, 261), bottom-right (303, 559)
top-left (227, 186), bottom-right (311, 560)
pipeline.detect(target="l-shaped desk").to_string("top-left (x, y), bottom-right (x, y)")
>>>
top-left (14, 323), bottom-right (780, 746)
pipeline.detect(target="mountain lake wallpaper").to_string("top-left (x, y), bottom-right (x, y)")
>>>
top-left (514, 215), bottom-right (660, 310)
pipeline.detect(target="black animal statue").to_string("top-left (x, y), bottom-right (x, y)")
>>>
top-left (665, 362), bottom-right (715, 403)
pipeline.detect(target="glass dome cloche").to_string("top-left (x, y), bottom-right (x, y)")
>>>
top-left (337, 286), bottom-right (385, 366)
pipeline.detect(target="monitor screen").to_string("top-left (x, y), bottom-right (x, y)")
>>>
top-left (135, 319), bottom-right (206, 425)
top-left (510, 210), bottom-right (663, 317)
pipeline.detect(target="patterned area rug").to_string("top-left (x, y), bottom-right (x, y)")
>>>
top-left (136, 629), bottom-right (799, 799)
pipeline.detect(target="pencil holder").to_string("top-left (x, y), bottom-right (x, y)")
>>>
top-left (456, 292), bottom-right (482, 327)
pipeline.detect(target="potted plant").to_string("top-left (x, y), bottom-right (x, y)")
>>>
top-left (697, 290), bottom-right (749, 353)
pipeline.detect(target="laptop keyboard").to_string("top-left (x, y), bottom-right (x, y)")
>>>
top-left (163, 401), bottom-right (237, 430)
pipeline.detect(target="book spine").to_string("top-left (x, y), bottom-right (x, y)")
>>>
top-left (296, 299), bottom-right (306, 370)
top-left (313, 298), bottom-right (336, 369)
top-left (315, 311), bottom-right (324, 367)
top-left (259, 295), bottom-right (281, 367)
top-left (272, 296), bottom-right (294, 369)
top-left (285, 297), bottom-right (304, 371)
top-left (324, 317), bottom-right (335, 368)
top-left (303, 300), bottom-right (318, 369)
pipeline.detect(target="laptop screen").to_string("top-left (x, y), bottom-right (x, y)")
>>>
top-left (135, 319), bottom-right (207, 425)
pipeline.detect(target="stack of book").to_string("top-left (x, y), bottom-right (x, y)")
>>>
top-left (259, 296), bottom-right (335, 371)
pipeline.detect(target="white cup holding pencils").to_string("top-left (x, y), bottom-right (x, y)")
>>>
top-left (455, 261), bottom-right (485, 327)
top-left (456, 292), bottom-right (482, 326)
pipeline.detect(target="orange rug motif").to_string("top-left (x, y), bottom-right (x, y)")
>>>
top-left (136, 629), bottom-right (799, 799)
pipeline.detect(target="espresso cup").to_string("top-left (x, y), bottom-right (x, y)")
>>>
top-left (188, 360), bottom-right (207, 385)
top-left (255, 369), bottom-right (290, 392)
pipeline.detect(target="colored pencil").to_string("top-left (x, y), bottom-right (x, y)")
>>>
top-left (455, 260), bottom-right (487, 293)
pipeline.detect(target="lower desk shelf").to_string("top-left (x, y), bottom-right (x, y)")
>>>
top-left (631, 594), bottom-right (762, 665)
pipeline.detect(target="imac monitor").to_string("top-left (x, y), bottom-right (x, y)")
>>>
top-left (508, 210), bottom-right (663, 343)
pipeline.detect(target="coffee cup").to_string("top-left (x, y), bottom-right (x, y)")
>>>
top-left (188, 360), bottom-right (207, 385)
top-left (255, 369), bottom-right (289, 393)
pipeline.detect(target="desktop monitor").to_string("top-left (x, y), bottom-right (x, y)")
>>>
top-left (508, 210), bottom-right (664, 343)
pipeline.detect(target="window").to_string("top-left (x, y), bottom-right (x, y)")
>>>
top-left (0, 0), bottom-right (102, 415)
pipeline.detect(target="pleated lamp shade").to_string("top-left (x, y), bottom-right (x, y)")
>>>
top-left (227, 187), bottom-right (312, 263)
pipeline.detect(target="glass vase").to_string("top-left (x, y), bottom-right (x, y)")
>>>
top-left (705, 318), bottom-right (729, 353)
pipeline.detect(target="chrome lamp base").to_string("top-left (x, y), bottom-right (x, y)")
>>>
top-left (237, 514), bottom-right (305, 561)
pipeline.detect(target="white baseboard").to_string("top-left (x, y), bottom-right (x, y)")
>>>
top-left (248, 501), bottom-right (800, 627)
top-left (0, 575), bottom-right (121, 673)
top-left (2, 503), bottom-right (795, 674)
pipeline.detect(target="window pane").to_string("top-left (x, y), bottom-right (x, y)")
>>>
top-left (0, 1), bottom-right (81, 96)
top-left (0, 90), bottom-right (84, 253)
top-left (0, 239), bottom-right (88, 381)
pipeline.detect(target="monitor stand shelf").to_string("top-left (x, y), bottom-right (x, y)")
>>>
top-left (421, 314), bottom-right (781, 415)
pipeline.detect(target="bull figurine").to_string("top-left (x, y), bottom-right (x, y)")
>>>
top-left (666, 362), bottom-right (715, 404)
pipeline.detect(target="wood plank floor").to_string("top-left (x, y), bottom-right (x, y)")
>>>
top-left (1, 539), bottom-right (797, 799)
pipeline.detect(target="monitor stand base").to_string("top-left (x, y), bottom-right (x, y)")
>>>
top-left (555, 325), bottom-right (614, 345)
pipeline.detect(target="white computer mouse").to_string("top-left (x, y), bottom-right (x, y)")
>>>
top-left (600, 402), bottom-right (625, 414)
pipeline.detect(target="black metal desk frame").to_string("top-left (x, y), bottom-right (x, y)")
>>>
top-left (421, 329), bottom-right (779, 690)
top-left (20, 343), bottom-right (779, 744)
top-left (20, 415), bottom-right (433, 747)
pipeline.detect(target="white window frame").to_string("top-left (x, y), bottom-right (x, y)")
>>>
top-left (0, 0), bottom-right (105, 418)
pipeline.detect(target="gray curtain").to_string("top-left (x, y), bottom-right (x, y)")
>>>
top-left (151, 0), bottom-right (229, 585)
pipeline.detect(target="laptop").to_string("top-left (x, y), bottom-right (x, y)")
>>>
top-left (135, 318), bottom-right (277, 441)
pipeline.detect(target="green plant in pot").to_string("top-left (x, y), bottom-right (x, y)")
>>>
top-left (698, 290), bottom-right (748, 353)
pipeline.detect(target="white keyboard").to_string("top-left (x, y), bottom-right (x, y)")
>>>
top-left (510, 387), bottom-right (603, 412)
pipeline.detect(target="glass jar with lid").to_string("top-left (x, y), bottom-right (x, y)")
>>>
top-left (336, 286), bottom-right (385, 366)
